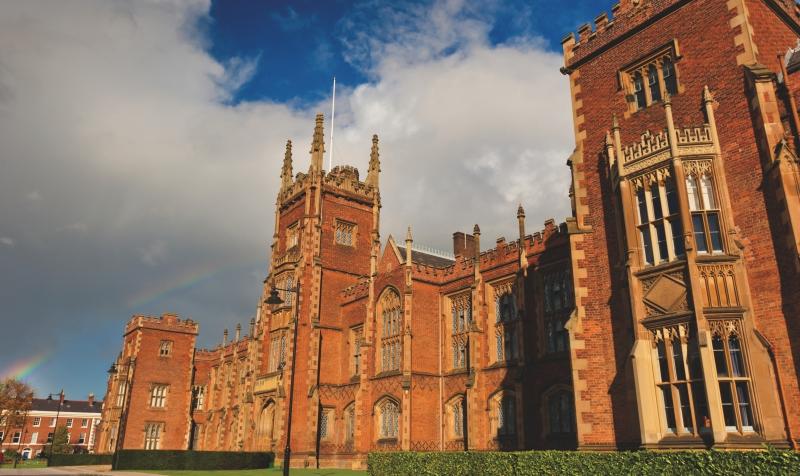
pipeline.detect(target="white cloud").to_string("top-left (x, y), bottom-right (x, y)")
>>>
top-left (0, 0), bottom-right (572, 365)
top-left (0, 237), bottom-right (14, 247)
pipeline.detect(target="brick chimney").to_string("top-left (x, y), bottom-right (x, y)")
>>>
top-left (87, 393), bottom-right (95, 406)
top-left (452, 231), bottom-right (476, 258)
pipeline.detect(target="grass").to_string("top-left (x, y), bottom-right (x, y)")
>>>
top-left (0, 459), bottom-right (48, 469)
top-left (141, 468), bottom-right (365, 476)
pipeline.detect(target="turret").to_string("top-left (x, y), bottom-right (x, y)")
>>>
top-left (366, 134), bottom-right (380, 188)
top-left (517, 205), bottom-right (528, 273)
top-left (310, 113), bottom-right (325, 173)
top-left (280, 140), bottom-right (293, 192)
top-left (472, 224), bottom-right (481, 262)
top-left (405, 226), bottom-right (413, 267)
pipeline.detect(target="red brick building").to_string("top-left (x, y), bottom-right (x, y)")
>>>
top-left (561, 0), bottom-right (800, 450)
top-left (97, 116), bottom-right (575, 468)
top-left (98, 0), bottom-right (800, 468)
top-left (1, 397), bottom-right (102, 458)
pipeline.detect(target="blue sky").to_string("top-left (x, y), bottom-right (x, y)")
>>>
top-left (0, 0), bottom-right (609, 401)
top-left (207, 0), bottom-right (605, 104)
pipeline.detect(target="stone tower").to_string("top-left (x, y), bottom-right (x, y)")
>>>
top-left (255, 114), bottom-right (382, 467)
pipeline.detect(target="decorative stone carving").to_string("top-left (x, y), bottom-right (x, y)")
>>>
top-left (629, 166), bottom-right (672, 190)
top-left (651, 322), bottom-right (690, 344)
top-left (682, 159), bottom-right (713, 178)
top-left (623, 129), bottom-right (670, 164)
top-left (492, 279), bottom-right (515, 296)
top-left (641, 273), bottom-right (689, 316)
top-left (676, 125), bottom-right (712, 144)
top-left (708, 318), bottom-right (742, 338)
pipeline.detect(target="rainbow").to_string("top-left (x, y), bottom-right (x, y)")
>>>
top-left (1, 352), bottom-right (51, 380)
top-left (126, 261), bottom-right (260, 310)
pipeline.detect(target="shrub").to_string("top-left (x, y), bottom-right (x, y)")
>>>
top-left (48, 453), bottom-right (113, 467)
top-left (112, 450), bottom-right (274, 470)
top-left (367, 449), bottom-right (800, 476)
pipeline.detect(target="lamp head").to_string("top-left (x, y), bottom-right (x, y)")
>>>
top-left (264, 286), bottom-right (284, 305)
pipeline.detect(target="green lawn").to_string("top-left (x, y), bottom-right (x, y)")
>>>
top-left (142, 468), bottom-right (364, 476)
top-left (0, 460), bottom-right (48, 469)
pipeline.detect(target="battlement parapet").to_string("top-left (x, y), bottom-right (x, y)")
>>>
top-left (437, 219), bottom-right (567, 279)
top-left (125, 312), bottom-right (199, 335)
top-left (563, 0), bottom-right (680, 68)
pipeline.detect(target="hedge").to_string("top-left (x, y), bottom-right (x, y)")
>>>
top-left (112, 450), bottom-right (274, 470)
top-left (48, 453), bottom-right (113, 467)
top-left (367, 449), bottom-right (800, 476)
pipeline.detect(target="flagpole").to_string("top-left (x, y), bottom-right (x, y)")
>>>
top-left (328, 77), bottom-right (336, 171)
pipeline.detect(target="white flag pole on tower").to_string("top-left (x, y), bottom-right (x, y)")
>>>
top-left (328, 77), bottom-right (336, 171)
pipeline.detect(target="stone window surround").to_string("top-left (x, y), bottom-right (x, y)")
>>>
top-left (334, 219), bottom-right (356, 247)
top-left (448, 292), bottom-right (471, 371)
top-left (619, 40), bottom-right (683, 112)
top-left (490, 279), bottom-right (518, 365)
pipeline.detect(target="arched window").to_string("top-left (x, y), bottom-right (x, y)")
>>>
top-left (648, 64), bottom-right (661, 102)
top-left (546, 390), bottom-right (575, 434)
top-left (257, 402), bottom-right (276, 448)
top-left (490, 392), bottom-right (516, 439)
top-left (344, 402), bottom-right (356, 444)
top-left (544, 270), bottom-right (572, 354)
top-left (379, 289), bottom-right (402, 372)
top-left (377, 399), bottom-right (399, 439)
top-left (493, 282), bottom-right (518, 363)
top-left (498, 395), bottom-right (516, 436)
top-left (450, 397), bottom-right (465, 439)
top-left (450, 293), bottom-right (471, 370)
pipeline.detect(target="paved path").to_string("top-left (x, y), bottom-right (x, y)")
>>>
top-left (0, 466), bottom-right (160, 476)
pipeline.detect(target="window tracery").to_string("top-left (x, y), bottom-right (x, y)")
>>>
top-left (651, 323), bottom-right (709, 436)
top-left (623, 49), bottom-right (680, 111)
top-left (450, 293), bottom-right (471, 370)
top-left (379, 289), bottom-right (402, 372)
top-left (493, 281), bottom-right (517, 363)
top-left (685, 164), bottom-right (724, 255)
top-left (543, 269), bottom-right (572, 353)
top-left (377, 398), bottom-right (399, 439)
top-left (546, 389), bottom-right (575, 435)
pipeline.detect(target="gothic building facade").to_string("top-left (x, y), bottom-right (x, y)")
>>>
top-left (560, 0), bottom-right (800, 451)
top-left (97, 0), bottom-right (800, 468)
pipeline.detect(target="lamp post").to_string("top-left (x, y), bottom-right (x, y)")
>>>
top-left (107, 357), bottom-right (135, 470)
top-left (13, 424), bottom-right (27, 468)
top-left (265, 281), bottom-right (300, 476)
top-left (44, 390), bottom-right (67, 461)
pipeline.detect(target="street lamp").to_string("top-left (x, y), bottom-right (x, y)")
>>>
top-left (44, 390), bottom-right (67, 462)
top-left (107, 357), bottom-right (135, 470)
top-left (265, 281), bottom-right (300, 476)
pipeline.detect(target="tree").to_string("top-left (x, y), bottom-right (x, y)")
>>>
top-left (0, 378), bottom-right (33, 440)
top-left (43, 427), bottom-right (71, 455)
